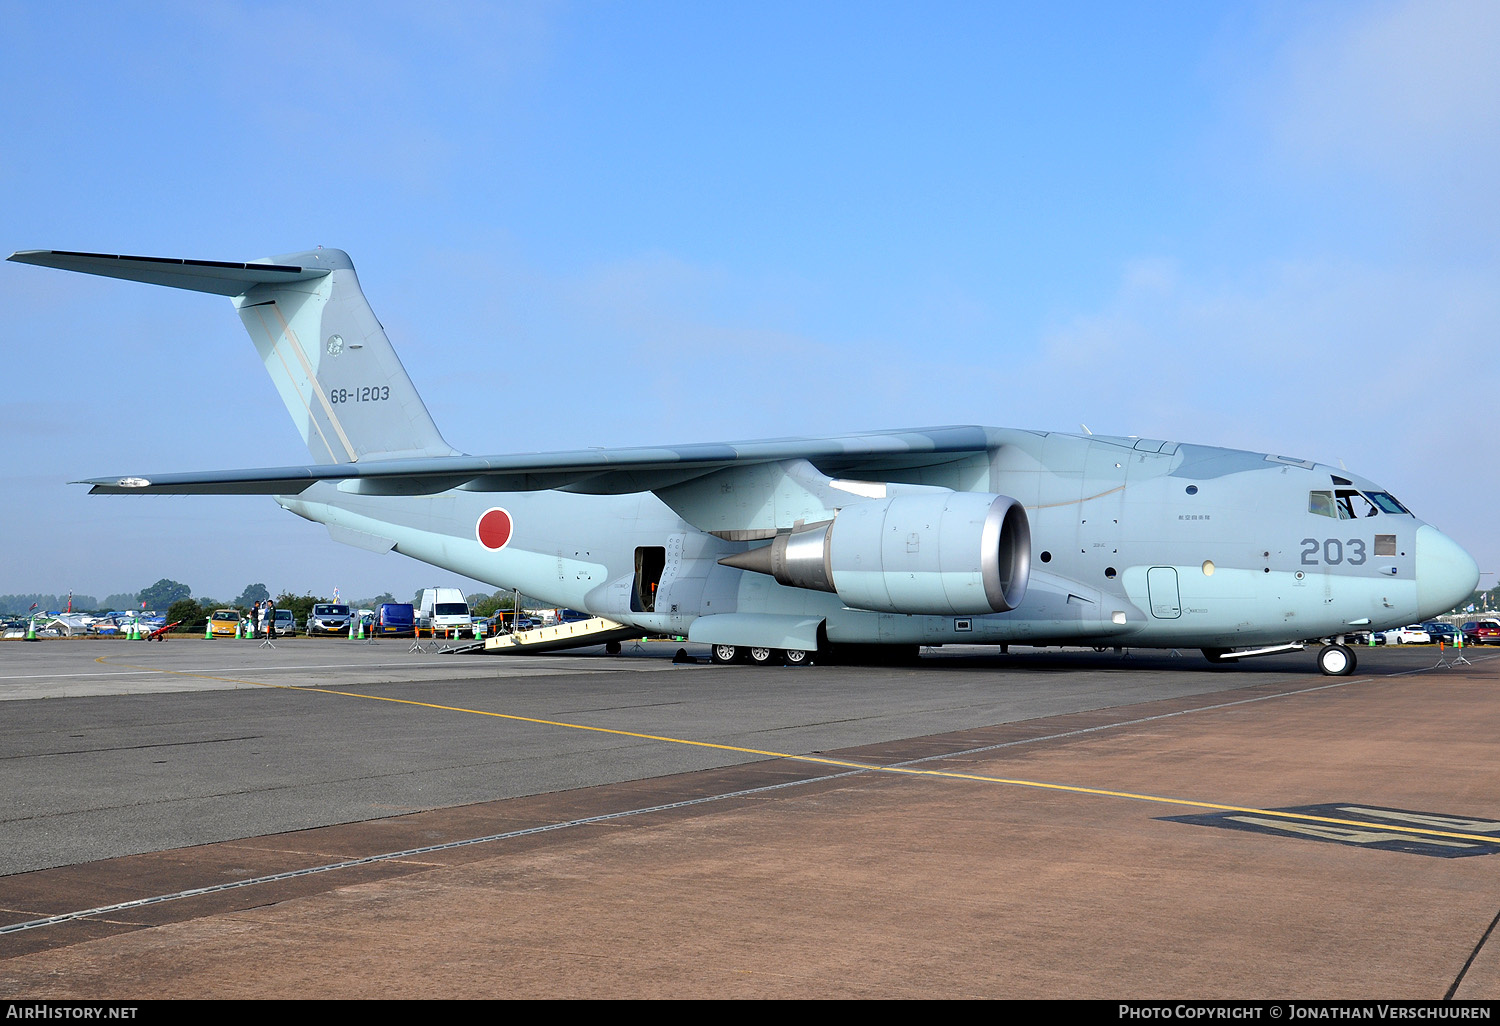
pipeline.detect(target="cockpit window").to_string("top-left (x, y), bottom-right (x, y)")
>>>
top-left (1308, 491), bottom-right (1336, 517)
top-left (1309, 489), bottom-right (1402, 518)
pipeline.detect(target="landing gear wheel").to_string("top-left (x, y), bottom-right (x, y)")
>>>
top-left (748, 647), bottom-right (779, 666)
top-left (1317, 643), bottom-right (1356, 676)
top-left (782, 648), bottom-right (811, 666)
top-left (1201, 648), bottom-right (1232, 664)
top-left (605, 640), bottom-right (621, 655)
top-left (711, 644), bottom-right (740, 665)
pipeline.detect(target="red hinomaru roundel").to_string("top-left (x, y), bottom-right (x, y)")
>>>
top-left (476, 507), bottom-right (513, 550)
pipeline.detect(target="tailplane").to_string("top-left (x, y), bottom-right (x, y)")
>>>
top-left (8, 248), bottom-right (458, 464)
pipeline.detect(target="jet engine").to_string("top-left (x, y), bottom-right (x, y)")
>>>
top-left (720, 492), bottom-right (1030, 615)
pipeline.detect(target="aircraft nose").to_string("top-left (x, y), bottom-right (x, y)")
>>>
top-left (1415, 525), bottom-right (1480, 617)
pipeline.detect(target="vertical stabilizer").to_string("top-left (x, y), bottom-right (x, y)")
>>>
top-left (233, 249), bottom-right (457, 463)
top-left (7, 247), bottom-right (458, 464)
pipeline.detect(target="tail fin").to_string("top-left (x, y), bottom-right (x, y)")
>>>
top-left (8, 248), bottom-right (457, 464)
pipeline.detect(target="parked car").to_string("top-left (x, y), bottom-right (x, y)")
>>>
top-left (1460, 619), bottom-right (1500, 646)
top-left (208, 609), bottom-right (242, 638)
top-left (306, 603), bottom-right (353, 637)
top-left (1421, 622), bottom-right (1459, 644)
top-left (272, 608), bottom-right (298, 636)
top-left (1380, 625), bottom-right (1431, 645)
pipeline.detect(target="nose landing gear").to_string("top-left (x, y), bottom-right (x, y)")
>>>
top-left (1199, 640), bottom-right (1356, 676)
top-left (1316, 643), bottom-right (1357, 676)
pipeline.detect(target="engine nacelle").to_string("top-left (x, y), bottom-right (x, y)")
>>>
top-left (722, 492), bottom-right (1030, 615)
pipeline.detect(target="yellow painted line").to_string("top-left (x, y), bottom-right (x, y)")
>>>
top-left (95, 656), bottom-right (1500, 847)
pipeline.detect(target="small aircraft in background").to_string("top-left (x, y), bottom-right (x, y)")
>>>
top-left (9, 247), bottom-right (1479, 675)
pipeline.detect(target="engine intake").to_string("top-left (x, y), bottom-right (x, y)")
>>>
top-left (720, 492), bottom-right (1030, 615)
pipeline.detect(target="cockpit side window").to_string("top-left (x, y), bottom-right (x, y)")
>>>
top-left (1336, 489), bottom-right (1378, 518)
top-left (1308, 491), bottom-right (1337, 518)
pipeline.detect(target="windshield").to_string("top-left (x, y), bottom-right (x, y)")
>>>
top-left (1308, 488), bottom-right (1411, 519)
top-left (313, 604), bottom-right (349, 616)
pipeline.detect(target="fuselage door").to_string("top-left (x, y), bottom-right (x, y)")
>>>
top-left (632, 545), bottom-right (667, 612)
top-left (1147, 566), bottom-right (1182, 619)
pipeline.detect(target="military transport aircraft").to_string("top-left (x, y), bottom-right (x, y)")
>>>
top-left (9, 248), bottom-right (1480, 675)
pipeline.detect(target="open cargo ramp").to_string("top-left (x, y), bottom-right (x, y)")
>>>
top-left (445, 617), bottom-right (639, 655)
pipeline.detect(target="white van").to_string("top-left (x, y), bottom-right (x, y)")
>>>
top-left (418, 588), bottom-right (472, 635)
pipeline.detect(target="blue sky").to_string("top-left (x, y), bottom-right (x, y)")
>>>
top-left (3, 0), bottom-right (1496, 604)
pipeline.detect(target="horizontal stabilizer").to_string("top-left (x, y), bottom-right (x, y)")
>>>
top-left (8, 250), bottom-right (328, 297)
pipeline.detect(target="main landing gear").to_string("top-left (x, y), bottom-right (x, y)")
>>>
top-left (710, 644), bottom-right (813, 666)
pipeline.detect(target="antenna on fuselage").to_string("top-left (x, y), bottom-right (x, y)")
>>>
top-left (1080, 423), bottom-right (1093, 435)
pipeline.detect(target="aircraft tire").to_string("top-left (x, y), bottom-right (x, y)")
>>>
top-left (711, 644), bottom-right (741, 665)
top-left (747, 647), bottom-right (779, 666)
top-left (1201, 648), bottom-right (1233, 664)
top-left (605, 640), bottom-right (621, 655)
top-left (782, 648), bottom-right (811, 666)
top-left (1317, 644), bottom-right (1356, 676)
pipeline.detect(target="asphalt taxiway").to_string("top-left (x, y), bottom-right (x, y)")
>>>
top-left (1, 637), bottom-right (1497, 998)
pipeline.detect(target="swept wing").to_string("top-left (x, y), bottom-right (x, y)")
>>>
top-left (77, 427), bottom-right (1002, 496)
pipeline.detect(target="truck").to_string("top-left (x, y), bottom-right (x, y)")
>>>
top-left (417, 588), bottom-right (472, 636)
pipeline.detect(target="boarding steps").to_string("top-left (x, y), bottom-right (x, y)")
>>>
top-left (441, 617), bottom-right (638, 655)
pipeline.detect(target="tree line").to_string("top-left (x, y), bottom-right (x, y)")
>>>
top-left (10, 579), bottom-right (1498, 622)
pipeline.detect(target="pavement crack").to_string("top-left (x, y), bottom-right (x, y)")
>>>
top-left (0, 735), bottom-right (265, 760)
